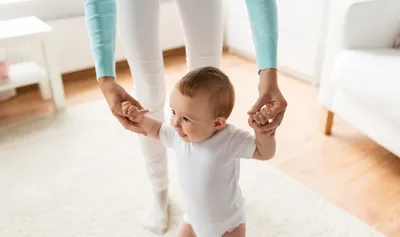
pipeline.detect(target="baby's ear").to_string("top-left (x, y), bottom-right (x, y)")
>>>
top-left (214, 117), bottom-right (227, 130)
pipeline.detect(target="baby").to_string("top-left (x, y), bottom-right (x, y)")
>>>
top-left (122, 66), bottom-right (276, 237)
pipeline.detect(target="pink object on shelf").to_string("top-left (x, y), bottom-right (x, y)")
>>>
top-left (0, 61), bottom-right (9, 79)
top-left (0, 58), bottom-right (16, 102)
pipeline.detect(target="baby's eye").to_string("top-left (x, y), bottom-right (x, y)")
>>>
top-left (183, 117), bottom-right (190, 122)
top-left (171, 109), bottom-right (176, 115)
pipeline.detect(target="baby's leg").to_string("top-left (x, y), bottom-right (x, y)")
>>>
top-left (177, 222), bottom-right (196, 237)
top-left (222, 223), bottom-right (246, 237)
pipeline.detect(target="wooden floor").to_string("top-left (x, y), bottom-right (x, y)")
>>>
top-left (1, 52), bottom-right (399, 237)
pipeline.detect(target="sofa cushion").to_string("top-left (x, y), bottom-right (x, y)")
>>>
top-left (332, 49), bottom-right (400, 121)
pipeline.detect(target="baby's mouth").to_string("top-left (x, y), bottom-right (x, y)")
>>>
top-left (177, 130), bottom-right (187, 138)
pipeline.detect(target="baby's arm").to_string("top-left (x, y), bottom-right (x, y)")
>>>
top-left (122, 101), bottom-right (162, 140)
top-left (249, 108), bottom-right (276, 160)
top-left (139, 116), bottom-right (162, 140)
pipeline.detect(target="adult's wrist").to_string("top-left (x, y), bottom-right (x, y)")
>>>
top-left (259, 68), bottom-right (278, 84)
top-left (98, 76), bottom-right (116, 93)
top-left (98, 76), bottom-right (115, 85)
top-left (260, 68), bottom-right (277, 77)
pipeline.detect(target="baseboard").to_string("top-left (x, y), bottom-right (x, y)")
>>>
top-left (57, 46), bottom-right (230, 82)
top-left (18, 46), bottom-right (233, 93)
top-left (17, 47), bottom-right (187, 93)
top-left (227, 47), bottom-right (315, 84)
top-left (62, 47), bottom-right (187, 81)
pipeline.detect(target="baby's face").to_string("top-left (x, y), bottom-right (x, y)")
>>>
top-left (169, 87), bottom-right (225, 142)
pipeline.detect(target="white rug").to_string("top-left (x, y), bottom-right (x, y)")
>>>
top-left (0, 99), bottom-right (386, 237)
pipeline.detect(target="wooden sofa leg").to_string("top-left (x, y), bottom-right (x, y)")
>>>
top-left (321, 108), bottom-right (334, 135)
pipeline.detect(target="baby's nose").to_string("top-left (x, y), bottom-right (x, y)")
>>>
top-left (171, 117), bottom-right (181, 128)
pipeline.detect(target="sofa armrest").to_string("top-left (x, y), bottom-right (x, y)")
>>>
top-left (317, 0), bottom-right (400, 108)
top-left (318, 0), bottom-right (400, 84)
top-left (343, 0), bottom-right (400, 49)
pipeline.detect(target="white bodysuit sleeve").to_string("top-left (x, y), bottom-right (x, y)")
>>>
top-left (159, 123), bottom-right (179, 149)
top-left (228, 126), bottom-right (257, 159)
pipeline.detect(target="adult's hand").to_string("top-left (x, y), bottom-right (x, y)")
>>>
top-left (248, 69), bottom-right (287, 136)
top-left (99, 77), bottom-right (148, 135)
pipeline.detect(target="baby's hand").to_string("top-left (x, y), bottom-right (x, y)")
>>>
top-left (248, 107), bottom-right (270, 129)
top-left (121, 101), bottom-right (149, 123)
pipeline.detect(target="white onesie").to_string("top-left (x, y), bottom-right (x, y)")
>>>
top-left (159, 123), bottom-right (256, 237)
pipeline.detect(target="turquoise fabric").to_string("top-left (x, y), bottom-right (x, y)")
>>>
top-left (84, 0), bottom-right (278, 79)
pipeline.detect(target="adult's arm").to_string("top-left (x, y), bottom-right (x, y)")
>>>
top-left (245, 0), bottom-right (278, 71)
top-left (84, 0), bottom-right (117, 79)
top-left (84, 0), bottom-right (148, 135)
top-left (245, 0), bottom-right (287, 136)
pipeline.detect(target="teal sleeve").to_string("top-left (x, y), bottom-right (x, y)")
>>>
top-left (84, 0), bottom-right (117, 79)
top-left (245, 0), bottom-right (278, 71)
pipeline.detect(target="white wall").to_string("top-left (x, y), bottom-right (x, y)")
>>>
top-left (1, 0), bottom-right (185, 74)
top-left (2, 0), bottom-right (330, 80)
top-left (225, 0), bottom-right (330, 84)
top-left (0, 0), bottom-right (84, 21)
top-left (46, 1), bottom-right (185, 74)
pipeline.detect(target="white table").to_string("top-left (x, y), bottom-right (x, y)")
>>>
top-left (0, 16), bottom-right (65, 110)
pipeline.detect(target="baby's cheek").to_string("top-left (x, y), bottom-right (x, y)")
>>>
top-left (184, 124), bottom-right (194, 134)
top-left (185, 124), bottom-right (198, 137)
top-left (195, 125), bottom-right (209, 138)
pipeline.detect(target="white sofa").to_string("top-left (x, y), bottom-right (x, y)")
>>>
top-left (318, 0), bottom-right (400, 157)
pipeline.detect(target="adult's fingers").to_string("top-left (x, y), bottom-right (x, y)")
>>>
top-left (124, 93), bottom-right (144, 110)
top-left (111, 103), bottom-right (124, 117)
top-left (268, 99), bottom-right (287, 120)
top-left (121, 101), bottom-right (131, 108)
top-left (248, 96), bottom-right (265, 115)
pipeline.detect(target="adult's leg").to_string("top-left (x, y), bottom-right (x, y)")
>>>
top-left (175, 0), bottom-right (224, 70)
top-left (116, 0), bottom-right (169, 234)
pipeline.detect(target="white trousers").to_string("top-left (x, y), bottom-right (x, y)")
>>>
top-left (115, 0), bottom-right (223, 191)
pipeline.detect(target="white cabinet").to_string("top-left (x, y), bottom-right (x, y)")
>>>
top-left (0, 16), bottom-right (65, 109)
top-left (225, 0), bottom-right (329, 83)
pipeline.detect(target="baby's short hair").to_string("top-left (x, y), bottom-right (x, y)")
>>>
top-left (177, 66), bottom-right (235, 119)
